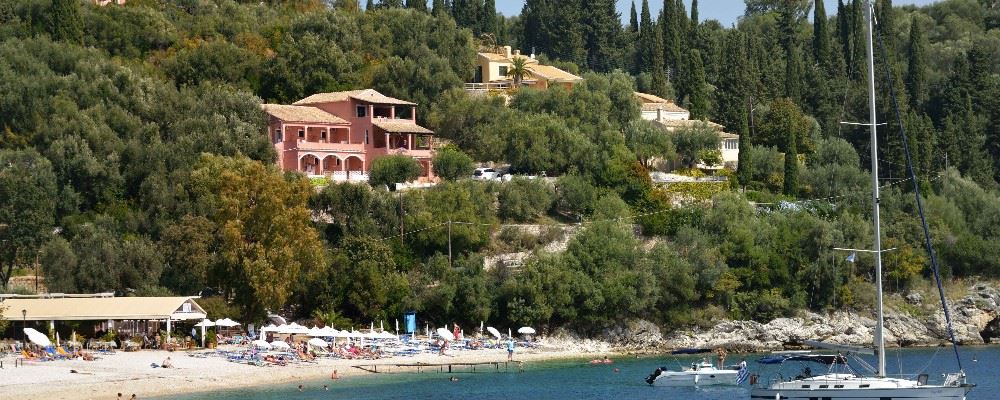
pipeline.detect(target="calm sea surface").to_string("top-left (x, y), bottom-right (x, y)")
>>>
top-left (162, 346), bottom-right (997, 400)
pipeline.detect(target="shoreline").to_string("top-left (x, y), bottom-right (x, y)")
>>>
top-left (0, 346), bottom-right (607, 399)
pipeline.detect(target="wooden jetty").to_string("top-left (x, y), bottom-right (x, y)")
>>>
top-left (353, 360), bottom-right (524, 374)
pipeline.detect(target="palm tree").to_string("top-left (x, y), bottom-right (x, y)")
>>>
top-left (506, 57), bottom-right (532, 88)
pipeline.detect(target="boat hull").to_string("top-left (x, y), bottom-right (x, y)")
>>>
top-left (750, 385), bottom-right (970, 399)
top-left (651, 370), bottom-right (738, 386)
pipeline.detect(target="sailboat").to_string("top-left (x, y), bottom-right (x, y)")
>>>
top-left (749, 1), bottom-right (974, 399)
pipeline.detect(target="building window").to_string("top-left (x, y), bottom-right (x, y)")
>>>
top-left (275, 129), bottom-right (282, 142)
top-left (499, 65), bottom-right (508, 77)
top-left (365, 129), bottom-right (369, 145)
top-left (298, 129), bottom-right (305, 139)
top-left (356, 106), bottom-right (367, 118)
top-left (321, 130), bottom-right (327, 139)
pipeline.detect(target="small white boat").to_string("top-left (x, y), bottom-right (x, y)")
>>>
top-left (646, 360), bottom-right (739, 386)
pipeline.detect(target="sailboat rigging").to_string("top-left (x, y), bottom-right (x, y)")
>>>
top-left (749, 1), bottom-right (974, 399)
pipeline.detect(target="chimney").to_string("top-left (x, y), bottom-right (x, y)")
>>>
top-left (657, 108), bottom-right (663, 121)
top-left (502, 46), bottom-right (512, 59)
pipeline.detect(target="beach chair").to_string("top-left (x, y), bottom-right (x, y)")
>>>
top-left (56, 346), bottom-right (73, 358)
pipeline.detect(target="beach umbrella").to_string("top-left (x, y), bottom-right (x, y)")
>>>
top-left (260, 324), bottom-right (279, 333)
top-left (216, 318), bottom-right (240, 327)
top-left (486, 327), bottom-right (501, 339)
top-left (24, 328), bottom-right (51, 347)
top-left (270, 341), bottom-right (291, 350)
top-left (319, 327), bottom-right (338, 337)
top-left (251, 339), bottom-right (272, 350)
top-left (517, 327), bottom-right (536, 334)
top-left (436, 327), bottom-right (455, 341)
top-left (307, 338), bottom-right (328, 348)
top-left (332, 329), bottom-right (351, 338)
top-left (377, 331), bottom-right (397, 339)
top-left (195, 319), bottom-right (216, 327)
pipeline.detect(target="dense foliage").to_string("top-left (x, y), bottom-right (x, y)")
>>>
top-left (0, 0), bottom-right (998, 333)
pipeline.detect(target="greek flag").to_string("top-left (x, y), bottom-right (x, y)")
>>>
top-left (736, 361), bottom-right (750, 385)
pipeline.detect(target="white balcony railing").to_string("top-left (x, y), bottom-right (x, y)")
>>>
top-left (464, 82), bottom-right (511, 91)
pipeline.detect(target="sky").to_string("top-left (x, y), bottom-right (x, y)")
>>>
top-left (492, 0), bottom-right (943, 26)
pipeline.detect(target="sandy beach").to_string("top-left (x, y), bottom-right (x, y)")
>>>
top-left (0, 345), bottom-right (595, 399)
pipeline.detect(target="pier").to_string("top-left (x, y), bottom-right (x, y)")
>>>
top-left (353, 360), bottom-right (524, 374)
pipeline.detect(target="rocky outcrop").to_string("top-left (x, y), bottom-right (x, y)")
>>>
top-left (632, 284), bottom-right (1000, 352)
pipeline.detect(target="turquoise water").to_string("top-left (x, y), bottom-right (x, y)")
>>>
top-left (162, 346), bottom-right (997, 399)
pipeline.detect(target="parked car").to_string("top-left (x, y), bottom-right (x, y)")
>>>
top-left (473, 167), bottom-right (498, 180)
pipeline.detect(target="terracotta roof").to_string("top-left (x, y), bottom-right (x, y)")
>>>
top-left (261, 104), bottom-right (349, 124)
top-left (655, 119), bottom-right (725, 130)
top-left (635, 92), bottom-right (689, 113)
top-left (294, 89), bottom-right (416, 106)
top-left (478, 52), bottom-right (540, 65)
top-left (372, 119), bottom-right (434, 134)
top-left (479, 52), bottom-right (511, 62)
top-left (527, 64), bottom-right (583, 82)
top-left (718, 132), bottom-right (740, 139)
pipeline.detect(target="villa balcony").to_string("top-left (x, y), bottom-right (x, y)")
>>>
top-left (293, 139), bottom-right (365, 154)
top-left (464, 82), bottom-right (511, 93)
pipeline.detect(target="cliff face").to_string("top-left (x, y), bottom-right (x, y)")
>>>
top-left (603, 284), bottom-right (1000, 353)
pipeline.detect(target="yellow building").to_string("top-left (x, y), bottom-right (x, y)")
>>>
top-left (467, 46), bottom-right (583, 92)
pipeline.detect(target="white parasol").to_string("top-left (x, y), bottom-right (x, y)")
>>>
top-left (24, 328), bottom-right (51, 347)
top-left (307, 338), bottom-right (328, 348)
top-left (270, 341), bottom-right (291, 350)
top-left (251, 339), bottom-right (272, 350)
top-left (215, 318), bottom-right (240, 327)
top-left (436, 327), bottom-right (455, 341)
top-left (194, 319), bottom-right (216, 327)
top-left (486, 326), bottom-right (501, 339)
top-left (517, 327), bottom-right (536, 334)
top-left (260, 324), bottom-right (280, 333)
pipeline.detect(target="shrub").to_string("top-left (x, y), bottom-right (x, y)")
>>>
top-left (432, 146), bottom-right (474, 181)
top-left (369, 155), bottom-right (422, 189)
top-left (498, 178), bottom-right (555, 222)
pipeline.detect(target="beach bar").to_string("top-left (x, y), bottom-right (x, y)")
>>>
top-left (0, 294), bottom-right (207, 346)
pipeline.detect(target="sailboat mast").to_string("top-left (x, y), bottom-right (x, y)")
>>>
top-left (864, 0), bottom-right (887, 378)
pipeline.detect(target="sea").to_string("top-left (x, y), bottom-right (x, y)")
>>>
top-left (161, 346), bottom-right (998, 400)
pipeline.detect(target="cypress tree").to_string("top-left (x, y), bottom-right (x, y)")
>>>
top-left (651, 23), bottom-right (670, 98)
top-left (736, 104), bottom-right (752, 190)
top-left (637, 0), bottom-right (654, 72)
top-left (432, 0), bottom-right (447, 16)
top-left (876, 0), bottom-right (895, 52)
top-left (783, 131), bottom-right (799, 196)
top-left (548, 0), bottom-right (586, 66)
top-left (480, 0), bottom-right (496, 35)
top-left (334, 0), bottom-right (361, 11)
top-left (851, 0), bottom-right (866, 81)
top-left (49, 0), bottom-right (83, 44)
top-left (661, 0), bottom-right (681, 77)
top-left (378, 0), bottom-right (404, 7)
top-left (584, 0), bottom-right (622, 72)
top-left (837, 0), bottom-right (852, 77)
top-left (629, 1), bottom-right (638, 33)
top-left (690, 0), bottom-right (699, 30)
top-left (906, 16), bottom-right (927, 112)
top-left (813, 0), bottom-right (829, 65)
top-left (686, 49), bottom-right (709, 119)
top-left (715, 31), bottom-right (750, 131)
top-left (406, 0), bottom-right (428, 11)
top-left (366, 0), bottom-right (375, 12)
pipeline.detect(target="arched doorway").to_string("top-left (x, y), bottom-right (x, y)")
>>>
top-left (345, 156), bottom-right (365, 179)
top-left (300, 154), bottom-right (320, 175)
top-left (322, 155), bottom-right (341, 176)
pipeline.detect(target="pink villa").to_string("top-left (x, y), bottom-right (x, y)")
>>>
top-left (262, 89), bottom-right (436, 182)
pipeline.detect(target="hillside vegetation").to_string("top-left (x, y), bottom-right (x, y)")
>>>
top-left (0, 0), bottom-right (998, 334)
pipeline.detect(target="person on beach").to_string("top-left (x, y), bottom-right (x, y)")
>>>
top-left (118, 393), bottom-right (123, 399)
top-left (506, 337), bottom-right (515, 361)
top-left (331, 370), bottom-right (340, 380)
top-left (130, 394), bottom-right (137, 399)
top-left (161, 357), bottom-right (173, 368)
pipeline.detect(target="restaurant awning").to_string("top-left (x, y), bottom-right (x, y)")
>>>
top-left (0, 296), bottom-right (207, 321)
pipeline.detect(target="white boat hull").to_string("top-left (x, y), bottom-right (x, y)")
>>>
top-left (650, 370), bottom-right (738, 386)
top-left (750, 374), bottom-right (972, 399)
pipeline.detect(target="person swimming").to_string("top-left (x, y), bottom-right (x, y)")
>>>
top-left (450, 376), bottom-right (459, 382)
top-left (297, 384), bottom-right (304, 392)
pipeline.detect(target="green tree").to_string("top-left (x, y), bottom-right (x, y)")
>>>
top-left (507, 56), bottom-right (533, 87)
top-left (813, 0), bottom-right (830, 64)
top-left (906, 16), bottom-right (928, 112)
top-left (432, 146), bottom-right (474, 181)
top-left (498, 178), bottom-right (555, 222)
top-left (406, 0), bottom-right (428, 12)
top-left (480, 0), bottom-right (496, 35)
top-left (48, 0), bottom-right (82, 43)
top-left (190, 154), bottom-right (325, 320)
top-left (0, 149), bottom-right (57, 289)
top-left (336, 235), bottom-right (410, 320)
top-left (684, 49), bottom-right (709, 119)
top-left (432, 0), bottom-right (447, 17)
top-left (369, 155), bottom-right (423, 189)
top-left (650, 23), bottom-right (670, 98)
top-left (783, 129), bottom-right (799, 196)
top-left (735, 108), bottom-right (752, 190)
top-left (636, 0), bottom-right (654, 72)
top-left (583, 0), bottom-right (622, 72)
top-left (625, 120), bottom-right (673, 168)
top-left (629, 1), bottom-right (638, 33)
top-left (673, 123), bottom-right (719, 168)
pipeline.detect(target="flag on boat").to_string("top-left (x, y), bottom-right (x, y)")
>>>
top-left (736, 360), bottom-right (750, 385)
top-left (846, 251), bottom-right (857, 263)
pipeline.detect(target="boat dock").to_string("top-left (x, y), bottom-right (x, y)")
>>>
top-left (353, 360), bottom-right (524, 374)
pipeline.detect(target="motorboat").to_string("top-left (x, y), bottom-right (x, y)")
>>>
top-left (646, 359), bottom-right (739, 386)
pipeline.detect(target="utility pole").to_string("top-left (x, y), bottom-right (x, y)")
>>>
top-left (447, 220), bottom-right (453, 268)
top-left (398, 189), bottom-right (404, 243)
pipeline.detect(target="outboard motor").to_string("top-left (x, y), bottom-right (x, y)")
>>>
top-left (646, 367), bottom-right (666, 385)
